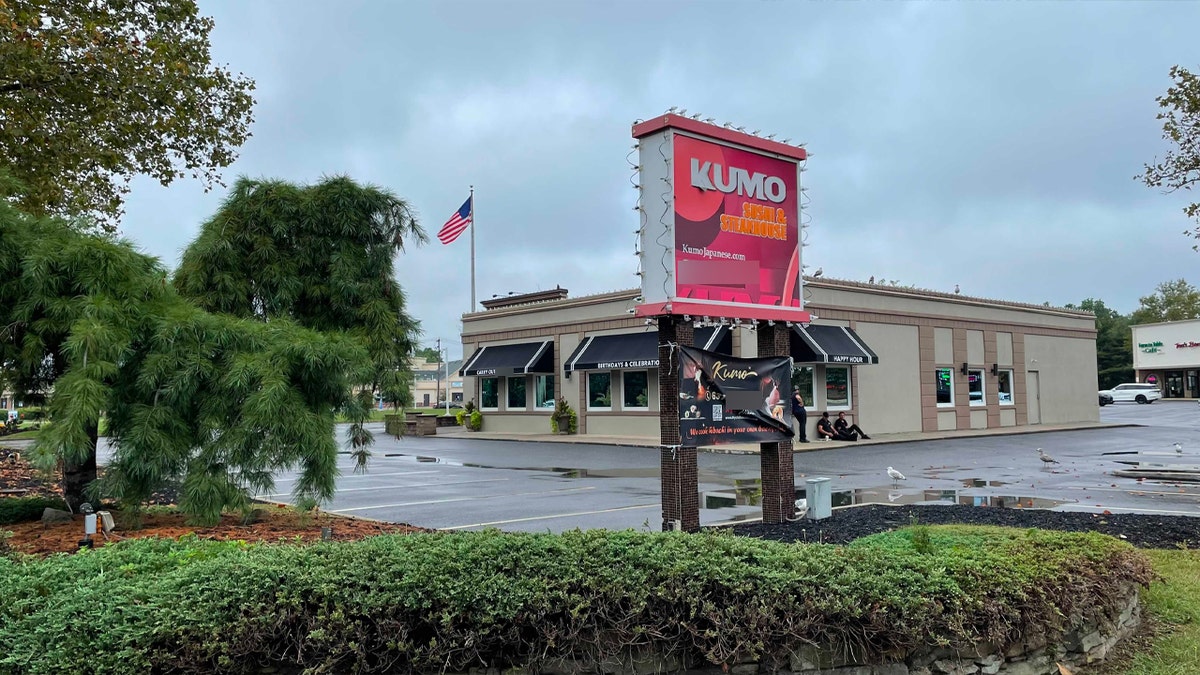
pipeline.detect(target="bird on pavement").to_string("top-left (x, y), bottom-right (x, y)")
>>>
top-left (887, 467), bottom-right (906, 485)
top-left (1037, 448), bottom-right (1059, 466)
top-left (1175, 442), bottom-right (1183, 454)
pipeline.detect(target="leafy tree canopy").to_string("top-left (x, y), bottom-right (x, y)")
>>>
top-left (1131, 278), bottom-right (1200, 325)
top-left (0, 0), bottom-right (255, 230)
top-left (1070, 298), bottom-right (1133, 389)
top-left (174, 175), bottom-right (427, 450)
top-left (415, 346), bottom-right (442, 362)
top-left (1, 188), bottom-right (372, 523)
top-left (1140, 66), bottom-right (1200, 249)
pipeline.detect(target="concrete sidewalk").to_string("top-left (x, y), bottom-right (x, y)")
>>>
top-left (432, 420), bottom-right (1130, 454)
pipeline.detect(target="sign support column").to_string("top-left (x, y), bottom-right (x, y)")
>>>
top-left (758, 321), bottom-right (795, 524)
top-left (658, 315), bottom-right (698, 532)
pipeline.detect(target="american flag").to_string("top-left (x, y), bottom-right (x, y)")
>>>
top-left (437, 196), bottom-right (472, 245)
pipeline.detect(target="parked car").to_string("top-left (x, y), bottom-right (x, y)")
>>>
top-left (1098, 392), bottom-right (1114, 406)
top-left (1098, 383), bottom-right (1162, 405)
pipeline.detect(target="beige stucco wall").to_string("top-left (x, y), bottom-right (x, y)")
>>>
top-left (585, 415), bottom-right (658, 437)
top-left (967, 330), bottom-right (985, 365)
top-left (1131, 319), bottom-right (1200, 370)
top-left (1024, 335), bottom-right (1100, 424)
top-left (934, 328), bottom-right (953, 364)
top-left (997, 332), bottom-right (1014, 366)
top-left (854, 322), bottom-right (922, 433)
top-left (478, 413), bottom-right (553, 434)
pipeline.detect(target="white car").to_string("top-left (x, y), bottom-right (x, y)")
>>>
top-left (1100, 383), bottom-right (1162, 405)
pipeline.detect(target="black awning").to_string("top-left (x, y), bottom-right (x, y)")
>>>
top-left (460, 341), bottom-right (554, 377)
top-left (791, 325), bottom-right (879, 365)
top-left (564, 326), bottom-right (733, 373)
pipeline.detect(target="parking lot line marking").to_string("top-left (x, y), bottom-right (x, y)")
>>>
top-left (273, 470), bottom-right (440, 484)
top-left (441, 503), bottom-right (660, 530)
top-left (266, 477), bottom-right (510, 499)
top-left (329, 485), bottom-right (595, 513)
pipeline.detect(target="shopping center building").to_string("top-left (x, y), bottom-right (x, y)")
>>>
top-left (1130, 318), bottom-right (1200, 399)
top-left (459, 278), bottom-right (1100, 440)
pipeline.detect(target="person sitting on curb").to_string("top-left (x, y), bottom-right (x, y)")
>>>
top-left (834, 411), bottom-right (871, 440)
top-left (816, 412), bottom-right (857, 441)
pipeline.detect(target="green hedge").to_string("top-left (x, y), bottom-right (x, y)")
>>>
top-left (0, 526), bottom-right (1152, 675)
top-left (0, 496), bottom-right (67, 525)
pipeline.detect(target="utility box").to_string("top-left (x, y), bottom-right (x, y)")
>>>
top-left (806, 477), bottom-right (832, 520)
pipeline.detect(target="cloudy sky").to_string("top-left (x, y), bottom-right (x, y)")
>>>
top-left (120, 0), bottom-right (1200, 359)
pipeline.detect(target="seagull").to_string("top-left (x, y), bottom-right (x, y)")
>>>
top-left (1038, 448), bottom-right (1059, 467)
top-left (887, 467), bottom-right (906, 485)
top-left (1175, 442), bottom-right (1183, 454)
top-left (954, 284), bottom-right (961, 294)
top-left (812, 267), bottom-right (823, 278)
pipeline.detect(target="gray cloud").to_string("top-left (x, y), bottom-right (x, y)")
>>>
top-left (117, 0), bottom-right (1200, 358)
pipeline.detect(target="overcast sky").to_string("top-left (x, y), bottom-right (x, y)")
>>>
top-left (119, 0), bottom-right (1200, 360)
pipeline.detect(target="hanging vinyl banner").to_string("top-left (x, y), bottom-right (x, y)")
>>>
top-left (677, 345), bottom-right (794, 446)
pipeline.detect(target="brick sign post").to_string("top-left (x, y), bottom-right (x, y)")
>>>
top-left (757, 322), bottom-right (795, 523)
top-left (658, 315), bottom-right (699, 532)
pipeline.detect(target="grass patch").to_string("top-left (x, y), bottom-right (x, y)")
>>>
top-left (1110, 549), bottom-right (1200, 674)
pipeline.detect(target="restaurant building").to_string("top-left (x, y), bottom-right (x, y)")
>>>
top-left (459, 278), bottom-right (1099, 440)
top-left (1130, 318), bottom-right (1200, 399)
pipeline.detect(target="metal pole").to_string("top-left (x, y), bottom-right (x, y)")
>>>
top-left (469, 185), bottom-right (475, 313)
top-left (435, 338), bottom-right (442, 411)
top-left (444, 343), bottom-right (450, 415)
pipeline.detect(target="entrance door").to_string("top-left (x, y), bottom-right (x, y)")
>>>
top-left (1189, 371), bottom-right (1198, 399)
top-left (422, 393), bottom-right (430, 406)
top-left (1027, 371), bottom-right (1041, 425)
top-left (1167, 371), bottom-right (1185, 398)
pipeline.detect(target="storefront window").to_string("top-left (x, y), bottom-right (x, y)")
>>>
top-left (968, 369), bottom-right (985, 406)
top-left (792, 366), bottom-right (814, 404)
top-left (936, 368), bottom-right (954, 407)
top-left (480, 378), bottom-right (498, 409)
top-left (588, 372), bottom-right (611, 410)
top-left (825, 367), bottom-right (850, 410)
top-left (623, 371), bottom-right (649, 409)
top-left (535, 375), bottom-right (554, 408)
top-left (997, 369), bottom-right (1014, 405)
top-left (507, 376), bottom-right (526, 409)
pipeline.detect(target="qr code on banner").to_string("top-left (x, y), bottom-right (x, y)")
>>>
top-left (712, 404), bottom-right (723, 421)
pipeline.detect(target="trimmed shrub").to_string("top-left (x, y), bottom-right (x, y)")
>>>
top-left (0, 526), bottom-right (1152, 675)
top-left (0, 496), bottom-right (67, 525)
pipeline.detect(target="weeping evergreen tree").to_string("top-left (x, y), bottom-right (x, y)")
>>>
top-left (174, 175), bottom-right (426, 464)
top-left (0, 192), bottom-right (374, 522)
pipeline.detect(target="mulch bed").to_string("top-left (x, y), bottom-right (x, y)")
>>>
top-left (2, 444), bottom-right (425, 556)
top-left (730, 503), bottom-right (1200, 549)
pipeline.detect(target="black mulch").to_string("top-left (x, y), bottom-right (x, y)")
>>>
top-left (728, 504), bottom-right (1200, 549)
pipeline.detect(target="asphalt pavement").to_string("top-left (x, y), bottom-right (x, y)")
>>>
top-left (255, 400), bottom-right (1200, 532)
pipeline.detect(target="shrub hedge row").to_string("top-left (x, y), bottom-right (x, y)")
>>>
top-left (0, 496), bottom-right (67, 525)
top-left (0, 526), bottom-right (1152, 675)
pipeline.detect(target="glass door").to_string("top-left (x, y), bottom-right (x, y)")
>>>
top-left (1166, 371), bottom-right (1184, 398)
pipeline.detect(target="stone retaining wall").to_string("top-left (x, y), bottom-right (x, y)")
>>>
top-left (447, 583), bottom-right (1142, 675)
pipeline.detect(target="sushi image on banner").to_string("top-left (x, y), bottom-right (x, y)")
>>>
top-left (677, 345), bottom-right (794, 447)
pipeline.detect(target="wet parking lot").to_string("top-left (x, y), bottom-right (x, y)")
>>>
top-left (266, 400), bottom-right (1200, 532)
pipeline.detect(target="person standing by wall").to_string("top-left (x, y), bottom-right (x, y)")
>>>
top-left (791, 389), bottom-right (809, 443)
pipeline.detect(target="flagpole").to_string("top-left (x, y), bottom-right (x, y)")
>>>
top-left (469, 185), bottom-right (476, 313)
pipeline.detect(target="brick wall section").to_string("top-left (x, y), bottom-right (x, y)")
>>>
top-left (658, 316), bottom-right (698, 532)
top-left (919, 325), bottom-right (938, 432)
top-left (984, 331), bottom-right (1001, 427)
top-left (1014, 332), bottom-right (1029, 425)
top-left (757, 322), bottom-right (795, 523)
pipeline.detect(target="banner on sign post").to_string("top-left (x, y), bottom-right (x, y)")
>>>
top-left (677, 345), bottom-right (794, 447)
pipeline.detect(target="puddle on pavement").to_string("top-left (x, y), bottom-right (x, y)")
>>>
top-left (700, 481), bottom-right (1069, 510)
top-left (379, 453), bottom-right (1068, 511)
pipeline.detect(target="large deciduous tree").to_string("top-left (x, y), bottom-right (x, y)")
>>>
top-left (0, 0), bottom-right (255, 230)
top-left (174, 175), bottom-right (427, 462)
top-left (1131, 278), bottom-right (1200, 325)
top-left (1140, 66), bottom-right (1200, 249)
